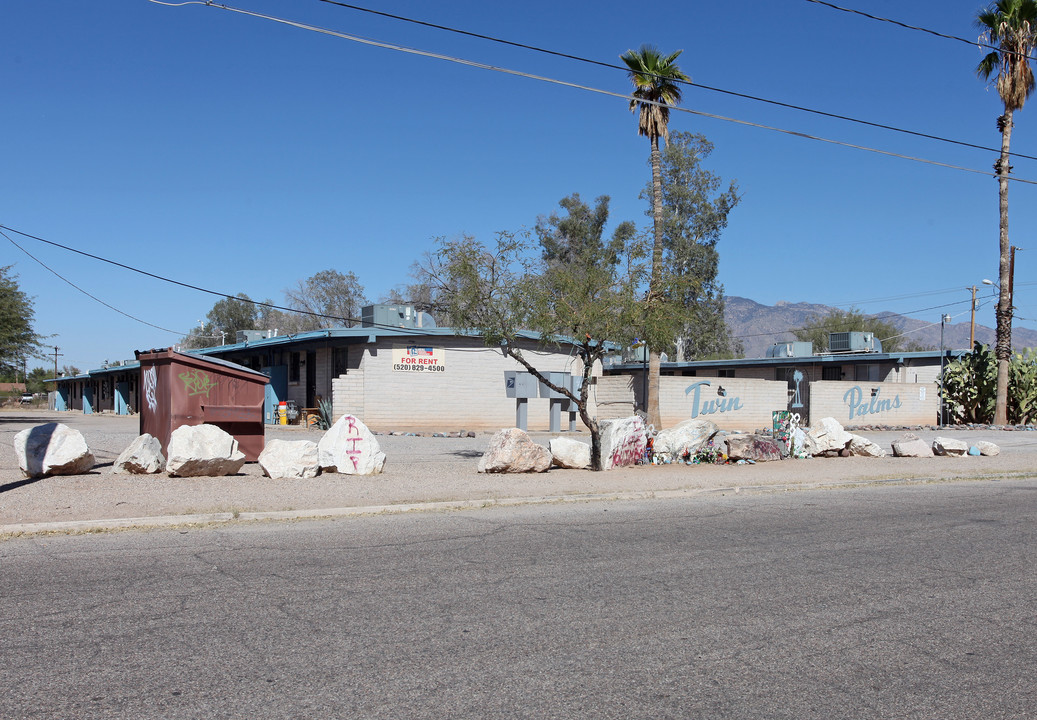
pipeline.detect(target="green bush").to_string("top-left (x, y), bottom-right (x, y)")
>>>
top-left (941, 343), bottom-right (1037, 424)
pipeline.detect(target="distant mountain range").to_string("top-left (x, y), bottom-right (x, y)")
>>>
top-left (724, 296), bottom-right (1037, 359)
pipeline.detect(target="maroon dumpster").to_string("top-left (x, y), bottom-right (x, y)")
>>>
top-left (136, 348), bottom-right (269, 461)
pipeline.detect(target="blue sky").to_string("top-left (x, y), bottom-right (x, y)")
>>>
top-left (3, 0), bottom-right (1035, 370)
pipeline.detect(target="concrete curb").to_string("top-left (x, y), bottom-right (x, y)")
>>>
top-left (3, 472), bottom-right (1025, 538)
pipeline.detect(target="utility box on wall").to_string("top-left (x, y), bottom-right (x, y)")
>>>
top-left (136, 348), bottom-right (269, 461)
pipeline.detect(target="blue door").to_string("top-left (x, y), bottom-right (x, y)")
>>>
top-left (115, 381), bottom-right (130, 415)
top-left (83, 384), bottom-right (94, 414)
top-left (262, 366), bottom-right (288, 424)
top-left (55, 386), bottom-right (69, 412)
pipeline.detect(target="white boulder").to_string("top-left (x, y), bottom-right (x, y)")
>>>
top-left (549, 437), bottom-right (591, 469)
top-left (14, 423), bottom-right (95, 478)
top-left (891, 433), bottom-right (934, 458)
top-left (166, 424), bottom-right (246, 477)
top-left (808, 417), bottom-right (853, 455)
top-left (479, 428), bottom-right (551, 473)
top-left (318, 414), bottom-right (386, 475)
top-left (114, 434), bottom-right (166, 474)
top-left (848, 434), bottom-right (887, 458)
top-left (975, 440), bottom-right (1001, 457)
top-left (259, 439), bottom-right (320, 479)
top-left (652, 419), bottom-right (719, 459)
top-left (600, 416), bottom-right (647, 470)
top-left (932, 436), bottom-right (970, 457)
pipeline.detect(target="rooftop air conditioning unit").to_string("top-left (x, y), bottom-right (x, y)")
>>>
top-left (766, 341), bottom-right (813, 358)
top-left (829, 332), bottom-right (882, 353)
top-left (362, 304), bottom-right (420, 328)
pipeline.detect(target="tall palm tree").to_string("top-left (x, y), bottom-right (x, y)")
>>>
top-left (976, 0), bottom-right (1037, 424)
top-left (621, 45), bottom-right (688, 430)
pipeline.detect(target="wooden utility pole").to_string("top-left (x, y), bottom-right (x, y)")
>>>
top-left (968, 285), bottom-right (978, 348)
top-left (52, 346), bottom-right (63, 388)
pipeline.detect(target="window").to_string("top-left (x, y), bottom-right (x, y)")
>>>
top-left (855, 364), bottom-right (880, 382)
top-left (289, 352), bottom-right (300, 383)
top-left (333, 347), bottom-right (349, 377)
top-left (716, 368), bottom-right (735, 378)
top-left (822, 366), bottom-right (843, 381)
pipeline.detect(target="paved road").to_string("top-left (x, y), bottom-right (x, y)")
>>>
top-left (3, 481), bottom-right (1035, 719)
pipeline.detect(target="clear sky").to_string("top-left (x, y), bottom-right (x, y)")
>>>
top-left (3, 0), bottom-right (1035, 370)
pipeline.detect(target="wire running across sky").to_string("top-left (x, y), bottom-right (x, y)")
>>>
top-left (149, 0), bottom-right (1037, 185)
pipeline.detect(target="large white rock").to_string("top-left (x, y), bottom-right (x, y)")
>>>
top-left (932, 436), bottom-right (970, 457)
top-left (259, 439), bottom-right (320, 479)
top-left (114, 434), bottom-right (166, 474)
top-left (975, 440), bottom-right (1001, 457)
top-left (318, 415), bottom-right (386, 475)
top-left (549, 437), bottom-right (591, 469)
top-left (600, 416), bottom-right (647, 470)
top-left (891, 433), bottom-right (934, 458)
top-left (652, 419), bottom-right (719, 458)
top-left (848, 434), bottom-right (887, 458)
top-left (166, 424), bottom-right (246, 477)
top-left (808, 417), bottom-right (853, 455)
top-left (14, 423), bottom-right (95, 478)
top-left (479, 428), bottom-right (551, 473)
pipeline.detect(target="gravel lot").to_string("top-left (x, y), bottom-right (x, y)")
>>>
top-left (3, 409), bottom-right (1036, 529)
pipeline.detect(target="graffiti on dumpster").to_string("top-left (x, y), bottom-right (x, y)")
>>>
top-left (179, 369), bottom-right (217, 398)
top-left (143, 366), bottom-right (158, 412)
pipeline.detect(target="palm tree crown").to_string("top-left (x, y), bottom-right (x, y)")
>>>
top-left (977, 0), bottom-right (1037, 111)
top-left (620, 45), bottom-right (689, 143)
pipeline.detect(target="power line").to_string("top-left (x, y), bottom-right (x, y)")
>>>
top-left (1, 222), bottom-right (432, 335)
top-left (151, 1), bottom-right (1037, 184)
top-left (2, 229), bottom-right (188, 336)
top-left (313, 0), bottom-right (1037, 163)
top-left (803, 0), bottom-right (1037, 63)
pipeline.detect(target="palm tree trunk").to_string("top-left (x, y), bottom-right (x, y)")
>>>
top-left (994, 108), bottom-right (1014, 425)
top-left (647, 134), bottom-right (664, 430)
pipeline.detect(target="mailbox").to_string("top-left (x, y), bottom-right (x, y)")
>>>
top-left (538, 372), bottom-right (571, 399)
top-left (504, 371), bottom-right (539, 398)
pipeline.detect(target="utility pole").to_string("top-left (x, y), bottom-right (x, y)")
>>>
top-left (968, 285), bottom-right (978, 348)
top-left (52, 346), bottom-right (63, 393)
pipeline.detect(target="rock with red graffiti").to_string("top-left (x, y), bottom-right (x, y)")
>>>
top-left (318, 414), bottom-right (386, 475)
top-left (478, 428), bottom-right (552, 473)
top-left (600, 416), bottom-right (648, 471)
top-left (724, 434), bottom-right (784, 462)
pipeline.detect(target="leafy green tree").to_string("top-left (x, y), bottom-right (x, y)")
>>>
top-left (621, 44), bottom-right (689, 429)
top-left (25, 366), bottom-right (50, 395)
top-left (791, 308), bottom-right (903, 353)
top-left (416, 226), bottom-right (684, 470)
top-left (282, 269), bottom-right (367, 332)
top-left (536, 193), bottom-right (635, 266)
top-left (181, 293), bottom-right (258, 348)
top-left (976, 0), bottom-right (1037, 424)
top-left (0, 265), bottom-right (41, 375)
top-left (646, 132), bottom-right (741, 360)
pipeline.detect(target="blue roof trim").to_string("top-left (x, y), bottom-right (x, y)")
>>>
top-left (607, 349), bottom-right (968, 371)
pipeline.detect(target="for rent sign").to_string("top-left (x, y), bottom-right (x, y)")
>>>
top-left (392, 345), bottom-right (446, 373)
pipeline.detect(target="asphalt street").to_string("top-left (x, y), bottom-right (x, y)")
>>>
top-left (2, 481), bottom-right (1035, 719)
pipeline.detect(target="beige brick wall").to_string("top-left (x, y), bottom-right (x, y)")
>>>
top-left (331, 336), bottom-right (591, 432)
top-left (593, 375), bottom-right (637, 419)
top-left (809, 381), bottom-right (938, 426)
top-left (659, 377), bottom-right (790, 431)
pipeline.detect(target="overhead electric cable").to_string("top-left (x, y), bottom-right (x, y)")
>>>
top-left (803, 0), bottom-right (1037, 62)
top-left (149, 1), bottom-right (1037, 184)
top-left (0, 223), bottom-right (392, 330)
top-left (2, 229), bottom-right (187, 336)
top-left (314, 0), bottom-right (1037, 163)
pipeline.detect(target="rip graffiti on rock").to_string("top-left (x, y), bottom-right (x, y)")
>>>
top-left (340, 415), bottom-right (363, 470)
